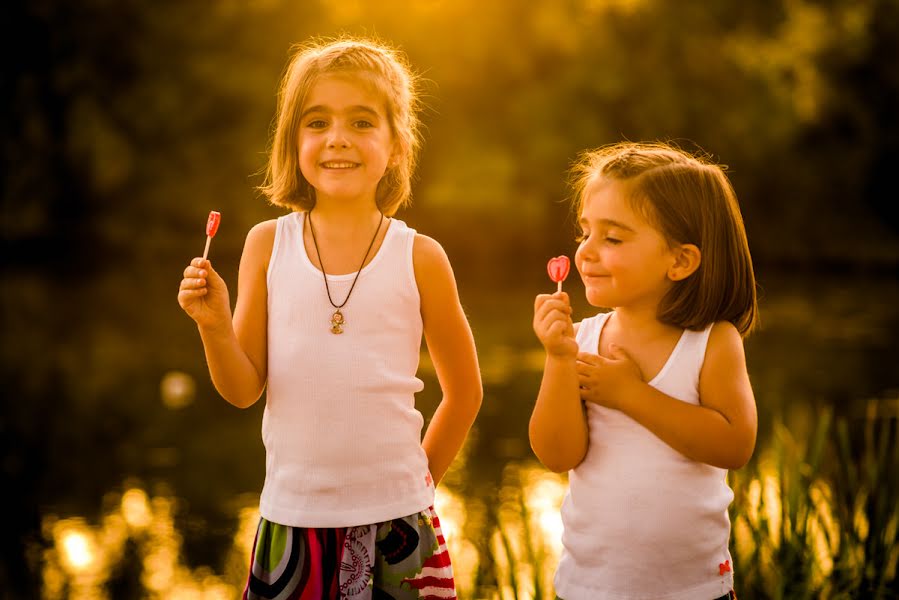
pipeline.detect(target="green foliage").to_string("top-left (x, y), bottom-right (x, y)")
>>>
top-left (729, 405), bottom-right (898, 598)
top-left (4, 0), bottom-right (899, 273)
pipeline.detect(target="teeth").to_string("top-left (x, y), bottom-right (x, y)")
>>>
top-left (322, 162), bottom-right (356, 169)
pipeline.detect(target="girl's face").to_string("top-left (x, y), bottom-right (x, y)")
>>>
top-left (575, 177), bottom-right (679, 310)
top-left (298, 73), bottom-right (397, 204)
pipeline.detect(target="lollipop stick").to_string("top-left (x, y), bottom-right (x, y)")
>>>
top-left (202, 236), bottom-right (212, 261)
top-left (557, 281), bottom-right (562, 293)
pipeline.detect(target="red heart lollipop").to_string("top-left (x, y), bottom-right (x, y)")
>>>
top-left (547, 256), bottom-right (570, 292)
top-left (203, 210), bottom-right (221, 260)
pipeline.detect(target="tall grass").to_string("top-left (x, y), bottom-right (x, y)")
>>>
top-left (729, 403), bottom-right (898, 598)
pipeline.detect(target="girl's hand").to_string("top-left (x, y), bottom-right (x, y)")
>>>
top-left (178, 258), bottom-right (232, 330)
top-left (533, 292), bottom-right (578, 358)
top-left (576, 345), bottom-right (643, 409)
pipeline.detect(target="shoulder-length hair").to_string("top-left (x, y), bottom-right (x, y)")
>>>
top-left (571, 142), bottom-right (759, 336)
top-left (260, 37), bottom-right (422, 216)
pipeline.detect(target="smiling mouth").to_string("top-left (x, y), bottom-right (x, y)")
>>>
top-left (320, 161), bottom-right (359, 169)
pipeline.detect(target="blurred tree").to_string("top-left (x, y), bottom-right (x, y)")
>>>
top-left (3, 0), bottom-right (899, 596)
top-left (5, 0), bottom-right (899, 276)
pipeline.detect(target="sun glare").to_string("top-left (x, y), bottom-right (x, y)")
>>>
top-left (60, 529), bottom-right (94, 572)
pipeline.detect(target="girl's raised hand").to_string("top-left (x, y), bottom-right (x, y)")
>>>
top-left (533, 292), bottom-right (578, 358)
top-left (178, 257), bottom-right (232, 330)
top-left (576, 345), bottom-right (643, 409)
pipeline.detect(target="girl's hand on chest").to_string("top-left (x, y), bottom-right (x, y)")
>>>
top-left (575, 345), bottom-right (643, 410)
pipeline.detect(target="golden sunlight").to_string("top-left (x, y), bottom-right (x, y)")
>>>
top-left (41, 486), bottom-right (241, 598)
top-left (43, 517), bottom-right (111, 599)
top-left (160, 371), bottom-right (196, 409)
top-left (122, 487), bottom-right (152, 530)
top-left (60, 528), bottom-right (94, 572)
top-left (435, 486), bottom-right (479, 595)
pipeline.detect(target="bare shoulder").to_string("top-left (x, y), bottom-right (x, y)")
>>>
top-left (412, 233), bottom-right (461, 306)
top-left (246, 219), bottom-right (278, 246)
top-left (702, 320), bottom-right (747, 374)
top-left (413, 233), bottom-right (449, 265)
top-left (412, 233), bottom-right (454, 279)
top-left (241, 219), bottom-right (278, 273)
top-left (708, 321), bottom-right (744, 354)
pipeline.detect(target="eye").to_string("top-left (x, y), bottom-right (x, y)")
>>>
top-left (575, 230), bottom-right (589, 243)
top-left (604, 236), bottom-right (622, 245)
top-left (306, 119), bottom-right (327, 129)
top-left (354, 120), bottom-right (374, 129)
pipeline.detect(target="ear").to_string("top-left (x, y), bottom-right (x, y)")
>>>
top-left (388, 139), bottom-right (404, 168)
top-left (667, 243), bottom-right (701, 282)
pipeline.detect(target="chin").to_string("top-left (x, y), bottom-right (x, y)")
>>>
top-left (318, 185), bottom-right (365, 199)
top-left (585, 289), bottom-right (613, 308)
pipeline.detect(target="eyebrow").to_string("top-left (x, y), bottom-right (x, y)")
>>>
top-left (579, 217), bottom-right (636, 233)
top-left (300, 105), bottom-right (381, 119)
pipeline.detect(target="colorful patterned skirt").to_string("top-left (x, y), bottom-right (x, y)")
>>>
top-left (242, 505), bottom-right (455, 600)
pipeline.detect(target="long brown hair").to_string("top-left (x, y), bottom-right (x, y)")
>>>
top-left (259, 37), bottom-right (422, 216)
top-left (571, 142), bottom-right (759, 336)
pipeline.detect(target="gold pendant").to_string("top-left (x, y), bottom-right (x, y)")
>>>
top-left (330, 309), bottom-right (345, 334)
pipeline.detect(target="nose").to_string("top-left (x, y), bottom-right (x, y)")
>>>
top-left (575, 237), bottom-right (596, 264)
top-left (576, 240), bottom-right (603, 276)
top-left (326, 124), bottom-right (351, 149)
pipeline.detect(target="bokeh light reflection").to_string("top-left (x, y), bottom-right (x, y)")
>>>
top-left (487, 462), bottom-right (567, 599)
top-left (434, 485), bottom-right (480, 596)
top-left (41, 486), bottom-right (241, 598)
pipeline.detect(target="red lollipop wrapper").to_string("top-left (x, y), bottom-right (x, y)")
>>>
top-left (547, 255), bottom-right (570, 292)
top-left (203, 210), bottom-right (221, 260)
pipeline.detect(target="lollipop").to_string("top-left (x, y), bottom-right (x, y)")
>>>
top-left (547, 255), bottom-right (570, 292)
top-left (202, 211), bottom-right (221, 260)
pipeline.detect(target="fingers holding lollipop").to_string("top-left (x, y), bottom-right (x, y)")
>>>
top-left (178, 210), bottom-right (230, 327)
top-left (533, 255), bottom-right (577, 357)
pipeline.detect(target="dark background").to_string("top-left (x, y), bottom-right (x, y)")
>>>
top-left (3, 0), bottom-right (898, 597)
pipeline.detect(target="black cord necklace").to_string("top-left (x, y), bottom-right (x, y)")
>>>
top-left (307, 210), bottom-right (384, 334)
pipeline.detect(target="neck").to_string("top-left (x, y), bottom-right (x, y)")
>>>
top-left (313, 190), bottom-right (380, 215)
top-left (308, 199), bottom-right (383, 239)
top-left (608, 304), bottom-right (680, 343)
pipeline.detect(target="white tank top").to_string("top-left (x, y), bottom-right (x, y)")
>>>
top-left (555, 312), bottom-right (735, 600)
top-left (260, 212), bottom-right (434, 527)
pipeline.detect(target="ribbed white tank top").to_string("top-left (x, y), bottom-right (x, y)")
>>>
top-left (260, 212), bottom-right (434, 527)
top-left (555, 312), bottom-right (735, 600)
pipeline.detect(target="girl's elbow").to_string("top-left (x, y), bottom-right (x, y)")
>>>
top-left (733, 427), bottom-right (757, 469)
top-left (224, 385), bottom-right (265, 409)
top-left (472, 385), bottom-right (484, 410)
top-left (531, 444), bottom-right (582, 473)
top-left (225, 395), bottom-right (257, 409)
top-left (731, 442), bottom-right (756, 470)
top-left (437, 385), bottom-right (482, 423)
top-left (456, 383), bottom-right (483, 415)
top-left (528, 425), bottom-right (585, 472)
top-left (539, 455), bottom-right (580, 473)
top-left (718, 438), bottom-right (756, 470)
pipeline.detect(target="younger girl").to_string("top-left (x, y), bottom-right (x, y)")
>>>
top-left (178, 39), bottom-right (481, 599)
top-left (530, 142), bottom-right (758, 599)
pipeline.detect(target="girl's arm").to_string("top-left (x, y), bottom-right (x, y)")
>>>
top-left (580, 321), bottom-right (757, 469)
top-left (180, 221), bottom-right (273, 409)
top-left (529, 293), bottom-right (588, 473)
top-left (414, 234), bottom-right (483, 486)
